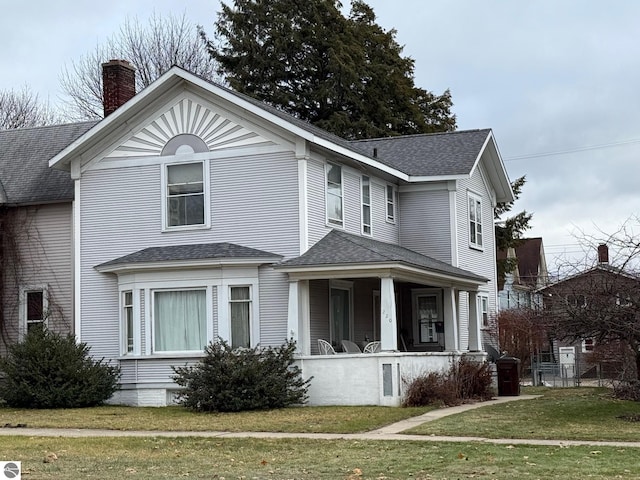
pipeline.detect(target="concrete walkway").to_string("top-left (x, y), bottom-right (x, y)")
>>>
top-left (2, 395), bottom-right (639, 448)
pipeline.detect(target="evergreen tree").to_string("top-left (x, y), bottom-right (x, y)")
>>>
top-left (203, 0), bottom-right (456, 139)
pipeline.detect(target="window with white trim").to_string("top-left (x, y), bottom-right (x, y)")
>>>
top-left (361, 175), bottom-right (371, 235)
top-left (386, 185), bottom-right (396, 223)
top-left (21, 286), bottom-right (48, 336)
top-left (122, 290), bottom-right (134, 354)
top-left (582, 338), bottom-right (595, 353)
top-left (468, 193), bottom-right (483, 249)
top-left (153, 289), bottom-right (207, 353)
top-left (478, 294), bottom-right (489, 327)
top-left (164, 161), bottom-right (207, 228)
top-left (230, 286), bottom-right (252, 349)
top-left (326, 163), bottom-right (343, 227)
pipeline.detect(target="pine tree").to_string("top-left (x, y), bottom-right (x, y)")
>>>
top-left (204, 0), bottom-right (456, 139)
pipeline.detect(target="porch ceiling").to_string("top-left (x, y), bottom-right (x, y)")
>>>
top-left (276, 230), bottom-right (488, 290)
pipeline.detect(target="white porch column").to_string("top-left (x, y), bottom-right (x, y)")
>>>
top-left (380, 277), bottom-right (398, 351)
top-left (287, 280), bottom-right (310, 355)
top-left (468, 291), bottom-right (482, 351)
top-left (443, 287), bottom-right (459, 351)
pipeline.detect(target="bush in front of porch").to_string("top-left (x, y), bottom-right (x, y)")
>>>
top-left (172, 339), bottom-right (311, 412)
top-left (403, 357), bottom-right (494, 407)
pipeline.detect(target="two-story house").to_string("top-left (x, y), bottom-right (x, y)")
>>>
top-left (35, 62), bottom-right (514, 407)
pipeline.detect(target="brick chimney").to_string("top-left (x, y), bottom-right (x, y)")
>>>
top-left (597, 243), bottom-right (609, 264)
top-left (102, 60), bottom-right (136, 117)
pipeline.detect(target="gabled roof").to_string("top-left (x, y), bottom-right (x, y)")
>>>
top-left (497, 237), bottom-right (546, 288)
top-left (96, 242), bottom-right (281, 273)
top-left (0, 121), bottom-right (97, 205)
top-left (350, 129), bottom-right (491, 177)
top-left (277, 229), bottom-right (487, 286)
top-left (49, 66), bottom-right (513, 203)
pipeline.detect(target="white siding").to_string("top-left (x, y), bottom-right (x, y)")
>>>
top-left (80, 149), bottom-right (300, 362)
top-left (399, 187), bottom-right (451, 263)
top-left (1, 203), bottom-right (74, 351)
top-left (455, 161), bottom-right (499, 348)
top-left (371, 182), bottom-right (398, 243)
top-left (306, 156), bottom-right (399, 248)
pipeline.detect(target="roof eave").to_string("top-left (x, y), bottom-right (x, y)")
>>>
top-left (96, 256), bottom-right (282, 274)
top-left (276, 262), bottom-right (487, 288)
top-left (469, 130), bottom-right (514, 204)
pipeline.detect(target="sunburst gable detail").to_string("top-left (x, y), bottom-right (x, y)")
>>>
top-left (105, 98), bottom-right (274, 159)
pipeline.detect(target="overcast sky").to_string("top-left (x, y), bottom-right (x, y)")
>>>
top-left (2, 1), bottom-right (639, 272)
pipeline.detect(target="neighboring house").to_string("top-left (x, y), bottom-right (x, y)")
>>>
top-left (6, 61), bottom-right (514, 407)
top-left (538, 244), bottom-right (638, 378)
top-left (0, 121), bottom-right (96, 353)
top-left (498, 237), bottom-right (548, 310)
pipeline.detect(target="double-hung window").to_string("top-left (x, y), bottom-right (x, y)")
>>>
top-left (361, 175), bottom-right (371, 235)
top-left (165, 161), bottom-right (206, 228)
top-left (326, 163), bottom-right (343, 227)
top-left (386, 185), bottom-right (396, 223)
top-left (230, 286), bottom-right (252, 349)
top-left (123, 291), bottom-right (134, 354)
top-left (468, 193), bottom-right (483, 249)
top-left (478, 294), bottom-right (489, 327)
top-left (21, 286), bottom-right (48, 335)
top-left (153, 289), bottom-right (207, 353)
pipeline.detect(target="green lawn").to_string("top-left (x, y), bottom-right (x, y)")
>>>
top-left (2, 387), bottom-right (640, 479)
top-left (0, 404), bottom-right (432, 434)
top-left (407, 387), bottom-right (640, 442)
top-left (1, 436), bottom-right (637, 479)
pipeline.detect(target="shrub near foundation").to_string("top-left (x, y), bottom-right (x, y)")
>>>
top-left (172, 339), bottom-right (311, 412)
top-left (403, 357), bottom-right (494, 407)
top-left (0, 326), bottom-right (121, 408)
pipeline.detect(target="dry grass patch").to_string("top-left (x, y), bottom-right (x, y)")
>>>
top-left (1, 436), bottom-right (637, 479)
top-left (0, 404), bottom-right (432, 434)
top-left (407, 387), bottom-right (640, 442)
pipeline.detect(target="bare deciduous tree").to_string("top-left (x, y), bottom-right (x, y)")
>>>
top-left (542, 216), bottom-right (640, 382)
top-left (0, 87), bottom-right (57, 130)
top-left (59, 12), bottom-right (218, 120)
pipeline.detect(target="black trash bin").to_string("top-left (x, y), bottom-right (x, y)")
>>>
top-left (496, 356), bottom-right (520, 396)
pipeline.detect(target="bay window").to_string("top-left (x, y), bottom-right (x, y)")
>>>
top-left (230, 286), bottom-right (252, 349)
top-left (153, 289), bottom-right (207, 352)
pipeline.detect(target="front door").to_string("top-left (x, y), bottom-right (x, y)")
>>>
top-left (412, 289), bottom-right (444, 348)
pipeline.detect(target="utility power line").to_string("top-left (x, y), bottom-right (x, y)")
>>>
top-left (503, 137), bottom-right (640, 162)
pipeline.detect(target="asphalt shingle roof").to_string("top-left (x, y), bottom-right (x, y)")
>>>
top-left (278, 230), bottom-right (487, 282)
top-left (184, 67), bottom-right (492, 178)
top-left (96, 243), bottom-right (281, 270)
top-left (0, 121), bottom-right (97, 205)
top-left (350, 129), bottom-right (491, 177)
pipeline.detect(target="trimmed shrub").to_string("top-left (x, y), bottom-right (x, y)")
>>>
top-left (172, 339), bottom-right (311, 412)
top-left (403, 356), bottom-right (494, 407)
top-left (0, 326), bottom-right (121, 408)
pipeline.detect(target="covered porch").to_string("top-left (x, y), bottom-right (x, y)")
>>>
top-left (276, 230), bottom-right (489, 406)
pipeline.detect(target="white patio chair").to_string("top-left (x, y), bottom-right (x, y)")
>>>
top-left (363, 341), bottom-right (381, 353)
top-left (341, 339), bottom-right (362, 354)
top-left (317, 339), bottom-right (336, 355)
